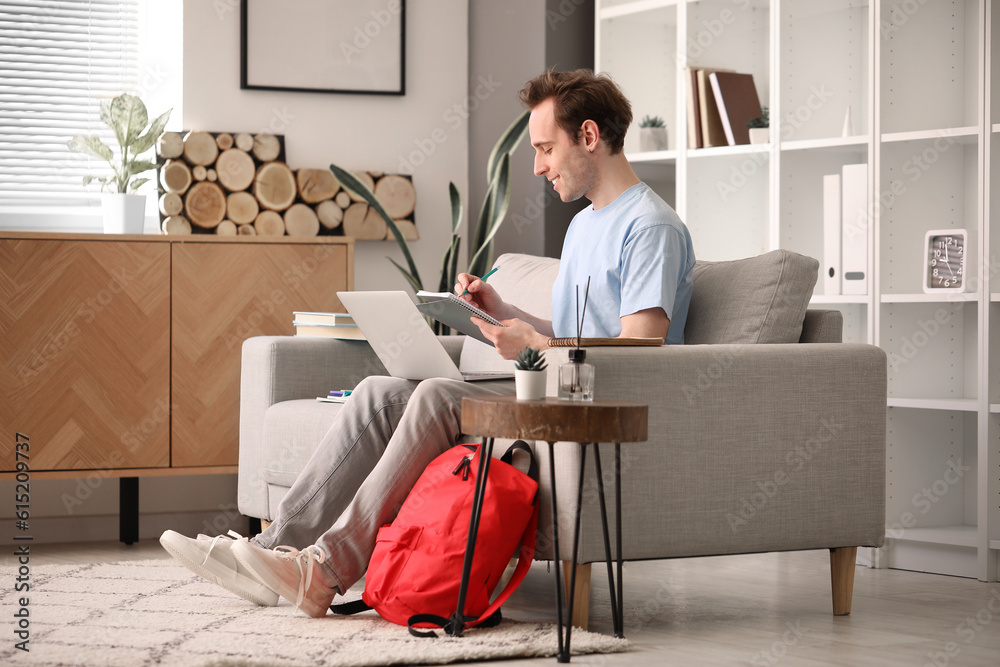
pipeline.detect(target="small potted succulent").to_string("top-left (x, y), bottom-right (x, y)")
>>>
top-left (514, 346), bottom-right (548, 400)
top-left (638, 115), bottom-right (669, 152)
top-left (747, 106), bottom-right (769, 145)
top-left (68, 93), bottom-right (171, 234)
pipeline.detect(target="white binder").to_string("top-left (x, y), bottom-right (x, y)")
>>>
top-left (840, 163), bottom-right (868, 295)
top-left (823, 174), bottom-right (841, 296)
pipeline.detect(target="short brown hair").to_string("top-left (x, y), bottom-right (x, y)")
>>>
top-left (519, 69), bottom-right (632, 154)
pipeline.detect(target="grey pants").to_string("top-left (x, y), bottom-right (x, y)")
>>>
top-left (252, 374), bottom-right (514, 593)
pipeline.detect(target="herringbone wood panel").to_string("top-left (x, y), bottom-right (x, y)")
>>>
top-left (170, 243), bottom-right (350, 467)
top-left (1, 239), bottom-right (171, 471)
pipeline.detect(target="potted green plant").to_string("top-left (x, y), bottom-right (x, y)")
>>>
top-left (330, 110), bottom-right (530, 334)
top-left (747, 106), bottom-right (769, 145)
top-left (514, 346), bottom-right (548, 400)
top-left (68, 93), bottom-right (172, 234)
top-left (638, 115), bottom-right (668, 152)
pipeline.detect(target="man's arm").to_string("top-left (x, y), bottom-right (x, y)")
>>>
top-left (619, 307), bottom-right (669, 340)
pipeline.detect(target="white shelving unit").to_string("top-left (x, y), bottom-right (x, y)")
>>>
top-left (597, 0), bottom-right (998, 581)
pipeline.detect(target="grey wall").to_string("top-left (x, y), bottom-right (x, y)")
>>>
top-left (468, 0), bottom-right (594, 263)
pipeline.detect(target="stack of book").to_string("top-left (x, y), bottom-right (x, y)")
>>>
top-left (292, 311), bottom-right (365, 340)
top-left (685, 67), bottom-right (762, 148)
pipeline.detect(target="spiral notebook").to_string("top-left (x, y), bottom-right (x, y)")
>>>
top-left (415, 291), bottom-right (504, 345)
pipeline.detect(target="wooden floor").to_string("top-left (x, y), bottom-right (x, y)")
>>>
top-left (9, 542), bottom-right (1000, 666)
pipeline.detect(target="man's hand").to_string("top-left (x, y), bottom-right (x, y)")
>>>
top-left (455, 272), bottom-right (514, 320)
top-left (471, 317), bottom-right (548, 360)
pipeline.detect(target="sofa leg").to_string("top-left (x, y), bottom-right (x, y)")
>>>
top-left (830, 547), bottom-right (858, 616)
top-left (261, 519), bottom-right (271, 531)
top-left (562, 561), bottom-right (592, 630)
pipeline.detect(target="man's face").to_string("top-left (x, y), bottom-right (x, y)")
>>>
top-left (529, 98), bottom-right (596, 203)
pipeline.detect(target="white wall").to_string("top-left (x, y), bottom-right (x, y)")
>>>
top-left (184, 0), bottom-right (470, 291)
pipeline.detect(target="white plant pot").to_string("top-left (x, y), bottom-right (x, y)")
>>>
top-left (101, 193), bottom-right (146, 235)
top-left (514, 369), bottom-right (547, 400)
top-left (748, 127), bottom-right (770, 145)
top-left (639, 126), bottom-right (668, 152)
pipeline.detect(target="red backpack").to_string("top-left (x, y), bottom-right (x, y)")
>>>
top-left (332, 441), bottom-right (539, 636)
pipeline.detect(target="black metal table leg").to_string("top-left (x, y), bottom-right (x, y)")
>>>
top-left (614, 443), bottom-right (624, 638)
top-left (451, 437), bottom-right (495, 637)
top-left (562, 444), bottom-right (589, 662)
top-left (591, 445), bottom-right (621, 635)
top-left (119, 477), bottom-right (139, 545)
top-left (546, 441), bottom-right (566, 661)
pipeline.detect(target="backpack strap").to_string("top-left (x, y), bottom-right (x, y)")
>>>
top-left (329, 598), bottom-right (372, 616)
top-left (407, 441), bottom-right (540, 638)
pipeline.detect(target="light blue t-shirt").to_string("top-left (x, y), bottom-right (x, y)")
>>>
top-left (551, 182), bottom-right (695, 345)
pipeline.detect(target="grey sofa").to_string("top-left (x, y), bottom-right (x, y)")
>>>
top-left (239, 250), bottom-right (886, 624)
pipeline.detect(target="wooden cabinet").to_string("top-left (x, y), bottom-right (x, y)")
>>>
top-left (0, 232), bottom-right (354, 476)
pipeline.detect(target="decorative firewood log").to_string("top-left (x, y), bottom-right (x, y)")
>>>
top-left (283, 203), bottom-right (320, 237)
top-left (184, 181), bottom-right (227, 229)
top-left (316, 200), bottom-right (343, 229)
top-left (296, 168), bottom-right (340, 204)
top-left (342, 203), bottom-right (387, 240)
top-left (254, 162), bottom-right (297, 211)
top-left (157, 131), bottom-right (183, 159)
top-left (183, 130), bottom-right (219, 166)
top-left (254, 209), bottom-right (285, 236)
top-left (215, 148), bottom-right (255, 192)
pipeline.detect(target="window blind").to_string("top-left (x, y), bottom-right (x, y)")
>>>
top-left (0, 0), bottom-right (141, 209)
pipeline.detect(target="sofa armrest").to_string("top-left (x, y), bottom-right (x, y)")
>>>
top-left (800, 309), bottom-right (843, 343)
top-left (238, 336), bottom-right (386, 517)
top-left (537, 343), bottom-right (887, 561)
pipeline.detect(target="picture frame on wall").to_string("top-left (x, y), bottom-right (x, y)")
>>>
top-left (240, 0), bottom-right (405, 96)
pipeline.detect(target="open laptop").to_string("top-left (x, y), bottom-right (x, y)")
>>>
top-left (337, 291), bottom-right (514, 382)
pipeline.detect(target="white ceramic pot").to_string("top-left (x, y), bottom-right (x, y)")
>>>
top-left (639, 126), bottom-right (668, 152)
top-left (514, 369), bottom-right (547, 400)
top-left (748, 127), bottom-right (770, 145)
top-left (101, 193), bottom-right (146, 234)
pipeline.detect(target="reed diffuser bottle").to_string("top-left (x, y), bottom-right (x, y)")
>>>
top-left (558, 278), bottom-right (595, 401)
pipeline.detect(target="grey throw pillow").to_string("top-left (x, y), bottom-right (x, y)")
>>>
top-left (684, 250), bottom-right (819, 344)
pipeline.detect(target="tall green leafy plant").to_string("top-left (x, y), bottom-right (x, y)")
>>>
top-left (330, 110), bottom-right (529, 333)
top-left (67, 93), bottom-right (172, 194)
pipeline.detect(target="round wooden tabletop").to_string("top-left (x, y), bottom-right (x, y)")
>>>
top-left (461, 396), bottom-right (648, 444)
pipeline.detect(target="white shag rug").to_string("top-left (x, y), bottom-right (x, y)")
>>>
top-left (0, 560), bottom-right (628, 666)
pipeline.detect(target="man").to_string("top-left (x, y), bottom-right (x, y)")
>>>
top-left (160, 69), bottom-right (694, 617)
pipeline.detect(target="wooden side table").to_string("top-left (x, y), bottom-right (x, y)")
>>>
top-left (460, 396), bottom-right (648, 663)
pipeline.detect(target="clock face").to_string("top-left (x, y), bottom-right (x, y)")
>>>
top-left (926, 233), bottom-right (965, 290)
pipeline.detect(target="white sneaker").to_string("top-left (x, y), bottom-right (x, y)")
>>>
top-left (231, 540), bottom-right (336, 618)
top-left (159, 530), bottom-right (279, 607)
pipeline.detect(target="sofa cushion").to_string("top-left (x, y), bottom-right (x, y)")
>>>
top-left (261, 399), bottom-right (340, 487)
top-left (684, 249), bottom-right (819, 344)
top-left (459, 253), bottom-right (561, 372)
